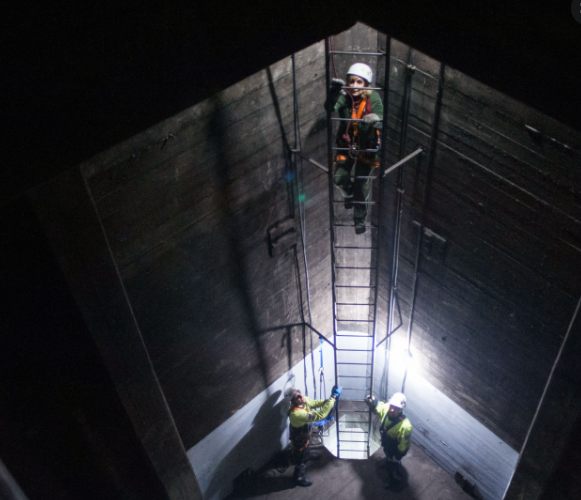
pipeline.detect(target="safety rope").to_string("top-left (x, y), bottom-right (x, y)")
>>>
top-left (291, 54), bottom-right (317, 397)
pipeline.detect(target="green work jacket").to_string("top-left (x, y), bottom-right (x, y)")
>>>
top-left (334, 90), bottom-right (384, 151)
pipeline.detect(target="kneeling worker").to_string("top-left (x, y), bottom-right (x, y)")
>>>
top-left (366, 392), bottom-right (413, 488)
top-left (288, 385), bottom-right (342, 487)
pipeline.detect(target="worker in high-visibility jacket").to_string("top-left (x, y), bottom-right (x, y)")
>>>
top-left (366, 391), bottom-right (413, 488)
top-left (326, 62), bottom-right (383, 235)
top-left (288, 385), bottom-right (342, 487)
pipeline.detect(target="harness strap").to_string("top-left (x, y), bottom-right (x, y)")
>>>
top-left (350, 96), bottom-right (368, 139)
top-left (380, 413), bottom-right (404, 434)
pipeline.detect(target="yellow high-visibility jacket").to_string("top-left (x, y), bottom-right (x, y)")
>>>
top-left (289, 397), bottom-right (335, 428)
top-left (288, 396), bottom-right (336, 451)
top-left (375, 401), bottom-right (413, 456)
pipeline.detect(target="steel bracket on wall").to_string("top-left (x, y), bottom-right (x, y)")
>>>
top-left (267, 217), bottom-right (297, 257)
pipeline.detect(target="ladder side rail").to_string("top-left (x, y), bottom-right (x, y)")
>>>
top-left (325, 37), bottom-right (342, 458)
top-left (368, 33), bottom-right (391, 458)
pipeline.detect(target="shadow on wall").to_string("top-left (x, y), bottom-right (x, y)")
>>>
top-left (207, 95), bottom-right (271, 391)
top-left (204, 390), bottom-right (288, 500)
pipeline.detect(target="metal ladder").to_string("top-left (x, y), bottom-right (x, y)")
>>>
top-left (325, 36), bottom-right (390, 459)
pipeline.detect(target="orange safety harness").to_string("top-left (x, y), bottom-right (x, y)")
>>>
top-left (336, 95), bottom-right (381, 167)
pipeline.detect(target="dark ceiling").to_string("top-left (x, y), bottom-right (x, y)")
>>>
top-left (4, 2), bottom-right (581, 205)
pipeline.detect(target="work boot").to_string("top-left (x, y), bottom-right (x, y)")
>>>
top-left (355, 221), bottom-right (366, 234)
top-left (344, 195), bottom-right (354, 209)
top-left (295, 476), bottom-right (313, 487)
top-left (293, 464), bottom-right (312, 487)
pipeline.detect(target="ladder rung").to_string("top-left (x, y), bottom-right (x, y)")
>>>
top-left (339, 449), bottom-right (369, 453)
top-left (338, 439), bottom-right (368, 444)
top-left (332, 147), bottom-right (380, 153)
top-left (337, 302), bottom-right (375, 306)
top-left (338, 410), bottom-right (370, 414)
top-left (333, 223), bottom-right (378, 228)
top-left (335, 246), bottom-right (378, 250)
top-left (336, 348), bottom-right (373, 352)
top-left (337, 318), bottom-right (374, 323)
top-left (336, 335), bottom-right (373, 339)
top-left (332, 200), bottom-right (376, 205)
top-left (331, 117), bottom-right (368, 123)
top-left (335, 285), bottom-right (376, 289)
top-left (337, 361), bottom-right (372, 366)
top-left (337, 374), bottom-right (372, 379)
top-left (339, 425), bottom-right (369, 429)
top-left (329, 50), bottom-right (386, 56)
top-left (336, 266), bottom-right (376, 270)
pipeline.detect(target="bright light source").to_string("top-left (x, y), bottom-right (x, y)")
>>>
top-left (386, 335), bottom-right (422, 378)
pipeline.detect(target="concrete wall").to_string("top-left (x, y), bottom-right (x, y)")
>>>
top-left (81, 41), bottom-right (332, 451)
top-left (377, 39), bottom-right (581, 453)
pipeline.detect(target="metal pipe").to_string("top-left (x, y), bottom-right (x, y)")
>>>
top-left (402, 62), bottom-right (446, 393)
top-left (289, 149), bottom-right (329, 173)
top-left (382, 147), bottom-right (423, 177)
top-left (384, 49), bottom-right (414, 350)
top-left (305, 323), bottom-right (336, 349)
top-left (503, 295), bottom-right (581, 499)
top-left (325, 36), bottom-right (341, 458)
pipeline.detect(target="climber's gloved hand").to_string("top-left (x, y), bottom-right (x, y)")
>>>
top-left (365, 394), bottom-right (378, 409)
top-left (331, 78), bottom-right (346, 94)
top-left (326, 78), bottom-right (346, 113)
top-left (331, 385), bottom-right (343, 399)
top-left (362, 113), bottom-right (382, 128)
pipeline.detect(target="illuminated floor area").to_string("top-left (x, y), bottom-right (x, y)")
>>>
top-left (227, 443), bottom-right (472, 499)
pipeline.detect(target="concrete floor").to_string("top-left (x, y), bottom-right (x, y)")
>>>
top-left (228, 443), bottom-right (474, 500)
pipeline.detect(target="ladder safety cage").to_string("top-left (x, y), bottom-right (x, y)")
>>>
top-left (325, 34), bottom-right (391, 460)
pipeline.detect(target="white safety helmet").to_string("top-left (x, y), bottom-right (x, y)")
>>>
top-left (387, 392), bottom-right (407, 409)
top-left (347, 62), bottom-right (373, 84)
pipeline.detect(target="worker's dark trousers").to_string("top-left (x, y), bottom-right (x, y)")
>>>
top-left (334, 159), bottom-right (373, 225)
top-left (381, 436), bottom-right (406, 484)
top-left (291, 447), bottom-right (308, 482)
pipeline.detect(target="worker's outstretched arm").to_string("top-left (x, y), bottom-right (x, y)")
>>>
top-left (289, 397), bottom-right (336, 427)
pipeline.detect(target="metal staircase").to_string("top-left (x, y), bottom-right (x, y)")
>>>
top-left (325, 36), bottom-right (390, 459)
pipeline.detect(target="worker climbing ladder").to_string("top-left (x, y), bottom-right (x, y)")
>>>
top-left (324, 36), bottom-right (390, 459)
